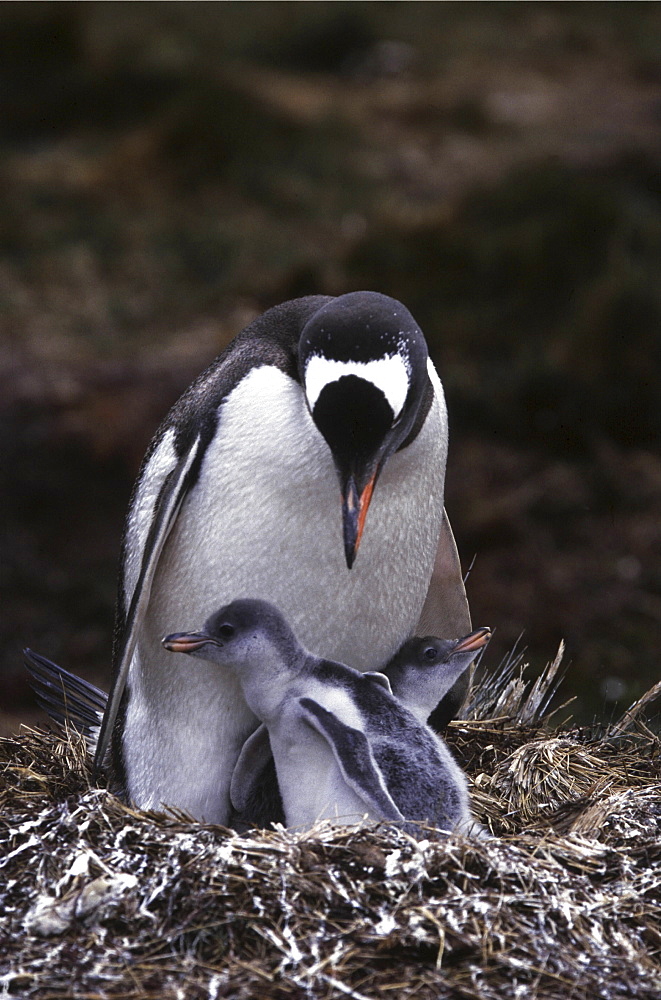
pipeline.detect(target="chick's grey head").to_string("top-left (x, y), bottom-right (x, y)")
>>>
top-left (385, 627), bottom-right (491, 715)
top-left (161, 598), bottom-right (299, 669)
top-left (298, 291), bottom-right (431, 569)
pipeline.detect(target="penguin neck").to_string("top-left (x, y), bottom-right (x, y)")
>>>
top-left (391, 666), bottom-right (470, 724)
top-left (232, 637), bottom-right (309, 724)
top-left (389, 680), bottom-right (433, 725)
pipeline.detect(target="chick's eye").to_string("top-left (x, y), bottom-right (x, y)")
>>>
top-left (423, 646), bottom-right (438, 661)
top-left (219, 624), bottom-right (235, 639)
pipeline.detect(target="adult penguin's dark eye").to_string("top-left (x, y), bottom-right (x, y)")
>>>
top-left (219, 624), bottom-right (235, 639)
top-left (423, 646), bottom-right (438, 661)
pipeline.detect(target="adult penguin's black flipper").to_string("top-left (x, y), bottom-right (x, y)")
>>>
top-left (417, 509), bottom-right (473, 730)
top-left (417, 510), bottom-right (471, 638)
top-left (94, 436), bottom-right (203, 771)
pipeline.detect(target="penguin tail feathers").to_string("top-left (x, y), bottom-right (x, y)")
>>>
top-left (23, 648), bottom-right (107, 749)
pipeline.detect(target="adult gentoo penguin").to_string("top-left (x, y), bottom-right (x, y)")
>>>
top-left (163, 599), bottom-right (479, 834)
top-left (93, 291), bottom-right (470, 823)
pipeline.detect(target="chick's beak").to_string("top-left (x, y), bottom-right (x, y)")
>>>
top-left (162, 631), bottom-right (212, 654)
top-left (453, 627), bottom-right (492, 654)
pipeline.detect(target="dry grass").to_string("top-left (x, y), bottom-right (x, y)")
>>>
top-left (1, 654), bottom-right (660, 999)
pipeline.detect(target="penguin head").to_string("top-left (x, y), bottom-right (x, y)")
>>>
top-left (162, 598), bottom-right (303, 677)
top-left (299, 291), bottom-right (431, 569)
top-left (385, 627), bottom-right (491, 716)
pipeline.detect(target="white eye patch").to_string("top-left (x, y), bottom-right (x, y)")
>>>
top-left (304, 354), bottom-right (410, 419)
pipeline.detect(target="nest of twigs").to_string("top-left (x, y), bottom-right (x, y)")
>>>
top-left (2, 646), bottom-right (661, 1000)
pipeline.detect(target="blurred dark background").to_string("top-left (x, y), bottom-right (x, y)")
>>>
top-left (2, 2), bottom-right (661, 733)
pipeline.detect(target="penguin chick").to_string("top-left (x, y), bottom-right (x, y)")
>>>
top-left (231, 626), bottom-right (491, 831)
top-left (163, 599), bottom-right (479, 836)
top-left (383, 628), bottom-right (491, 725)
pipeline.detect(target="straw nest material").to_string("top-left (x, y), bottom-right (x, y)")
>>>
top-left (2, 646), bottom-right (660, 1000)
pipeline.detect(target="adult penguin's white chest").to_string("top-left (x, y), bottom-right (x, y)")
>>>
top-left (123, 363), bottom-right (446, 820)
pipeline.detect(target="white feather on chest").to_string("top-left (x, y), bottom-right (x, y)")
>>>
top-left (122, 363), bottom-right (447, 821)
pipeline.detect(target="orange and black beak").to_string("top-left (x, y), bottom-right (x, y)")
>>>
top-left (342, 471), bottom-right (378, 569)
top-left (162, 631), bottom-right (213, 654)
top-left (453, 627), bottom-right (491, 655)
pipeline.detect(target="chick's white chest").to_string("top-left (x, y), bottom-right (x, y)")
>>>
top-left (267, 685), bottom-right (370, 828)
